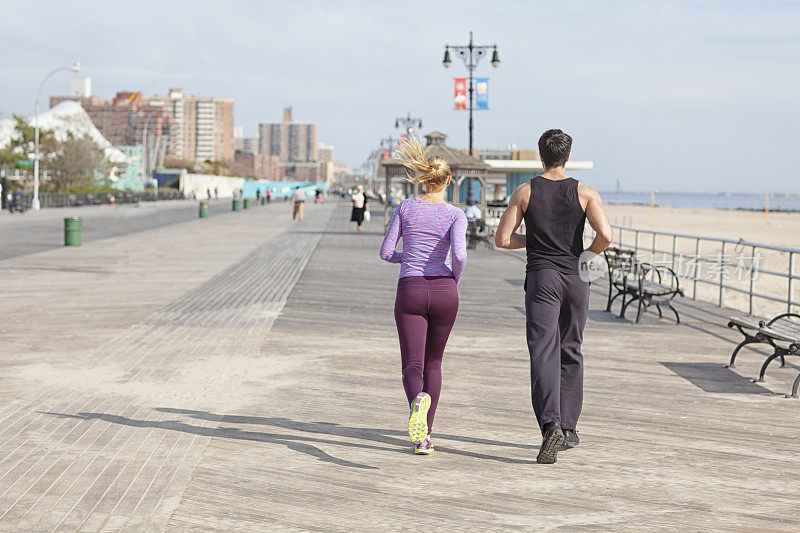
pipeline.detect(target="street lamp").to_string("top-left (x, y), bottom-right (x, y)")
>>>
top-left (33, 61), bottom-right (81, 211)
top-left (442, 31), bottom-right (499, 204)
top-left (395, 112), bottom-right (423, 138)
top-left (141, 112), bottom-right (163, 198)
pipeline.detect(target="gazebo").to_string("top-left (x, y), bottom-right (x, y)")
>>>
top-left (380, 131), bottom-right (490, 225)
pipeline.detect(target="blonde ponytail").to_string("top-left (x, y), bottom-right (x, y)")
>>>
top-left (394, 135), bottom-right (451, 190)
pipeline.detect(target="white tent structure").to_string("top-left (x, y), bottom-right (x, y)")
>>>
top-left (0, 100), bottom-right (126, 164)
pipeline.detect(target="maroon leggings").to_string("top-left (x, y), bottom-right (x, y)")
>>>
top-left (394, 276), bottom-right (459, 433)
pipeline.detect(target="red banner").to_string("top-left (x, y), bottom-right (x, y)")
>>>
top-left (454, 78), bottom-right (467, 110)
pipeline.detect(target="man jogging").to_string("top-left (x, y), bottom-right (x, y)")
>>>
top-left (495, 129), bottom-right (612, 464)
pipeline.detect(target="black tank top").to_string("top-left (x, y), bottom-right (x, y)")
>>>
top-left (523, 176), bottom-right (586, 274)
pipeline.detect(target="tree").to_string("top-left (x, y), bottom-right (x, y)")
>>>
top-left (163, 156), bottom-right (197, 171)
top-left (0, 117), bottom-right (106, 192)
top-left (200, 159), bottom-right (234, 176)
top-left (0, 115), bottom-right (59, 182)
top-left (47, 134), bottom-right (105, 191)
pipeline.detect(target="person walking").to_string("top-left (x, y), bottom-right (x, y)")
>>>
top-left (495, 129), bottom-right (613, 464)
top-left (379, 136), bottom-right (468, 455)
top-left (291, 186), bottom-right (306, 221)
top-left (350, 186), bottom-right (368, 231)
top-left (266, 188), bottom-right (272, 203)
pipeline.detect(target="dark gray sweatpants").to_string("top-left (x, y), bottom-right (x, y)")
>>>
top-left (525, 268), bottom-right (590, 432)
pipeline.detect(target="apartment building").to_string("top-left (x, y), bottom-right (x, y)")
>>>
top-left (50, 80), bottom-right (234, 162)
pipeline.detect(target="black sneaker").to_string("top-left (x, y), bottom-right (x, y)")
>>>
top-left (561, 429), bottom-right (580, 451)
top-left (537, 421), bottom-right (564, 464)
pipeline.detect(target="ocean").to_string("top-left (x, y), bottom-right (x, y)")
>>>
top-left (599, 191), bottom-right (800, 212)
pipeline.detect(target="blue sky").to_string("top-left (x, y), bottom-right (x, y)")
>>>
top-left (2, 0), bottom-right (798, 193)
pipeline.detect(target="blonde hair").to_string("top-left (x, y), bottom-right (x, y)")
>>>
top-left (394, 135), bottom-right (451, 191)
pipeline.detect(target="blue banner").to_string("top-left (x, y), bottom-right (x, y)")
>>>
top-left (476, 78), bottom-right (489, 110)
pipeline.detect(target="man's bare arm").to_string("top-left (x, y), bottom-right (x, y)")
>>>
top-left (582, 185), bottom-right (613, 254)
top-left (494, 185), bottom-right (527, 250)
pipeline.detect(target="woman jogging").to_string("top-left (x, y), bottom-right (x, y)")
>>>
top-left (379, 136), bottom-right (467, 455)
top-left (350, 186), bottom-right (368, 231)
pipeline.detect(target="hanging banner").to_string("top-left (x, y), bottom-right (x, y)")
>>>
top-left (476, 78), bottom-right (489, 110)
top-left (400, 134), bottom-right (407, 145)
top-left (454, 78), bottom-right (467, 110)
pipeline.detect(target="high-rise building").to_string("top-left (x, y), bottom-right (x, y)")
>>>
top-left (318, 143), bottom-right (334, 182)
top-left (50, 90), bottom-right (172, 148)
top-left (318, 142), bottom-right (334, 165)
top-left (149, 88), bottom-right (234, 162)
top-left (258, 107), bottom-right (319, 180)
top-left (233, 126), bottom-right (258, 154)
top-left (50, 84), bottom-right (234, 163)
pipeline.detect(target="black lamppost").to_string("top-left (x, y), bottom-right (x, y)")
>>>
top-left (395, 112), bottom-right (423, 139)
top-left (443, 31), bottom-right (499, 204)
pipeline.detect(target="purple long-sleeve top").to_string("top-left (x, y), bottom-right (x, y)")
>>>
top-left (379, 197), bottom-right (468, 284)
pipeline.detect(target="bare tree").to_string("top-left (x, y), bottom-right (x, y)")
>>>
top-left (49, 135), bottom-right (104, 191)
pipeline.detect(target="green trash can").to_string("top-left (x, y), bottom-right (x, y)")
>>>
top-left (232, 199), bottom-right (240, 211)
top-left (64, 217), bottom-right (82, 246)
top-left (261, 197), bottom-right (266, 205)
top-left (243, 198), bottom-right (250, 209)
top-left (199, 201), bottom-right (209, 218)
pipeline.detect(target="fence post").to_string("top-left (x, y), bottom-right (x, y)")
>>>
top-left (651, 232), bottom-right (656, 264)
top-left (789, 252), bottom-right (795, 314)
top-left (749, 245), bottom-right (756, 315)
top-left (718, 241), bottom-right (726, 307)
top-left (693, 238), bottom-right (700, 299)
top-left (671, 235), bottom-right (677, 274)
top-left (634, 231), bottom-right (639, 257)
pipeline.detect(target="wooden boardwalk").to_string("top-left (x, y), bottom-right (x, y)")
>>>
top-left (0, 200), bottom-right (798, 531)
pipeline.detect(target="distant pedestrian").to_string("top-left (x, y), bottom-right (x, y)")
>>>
top-left (256, 189), bottom-right (262, 202)
top-left (291, 186), bottom-right (306, 221)
top-left (465, 200), bottom-right (485, 231)
top-left (350, 185), bottom-right (368, 232)
top-left (208, 188), bottom-right (213, 200)
top-left (11, 189), bottom-right (24, 213)
top-left (379, 135), bottom-right (467, 455)
top-left (315, 187), bottom-right (323, 204)
top-left (214, 187), bottom-right (219, 199)
top-left (266, 188), bottom-right (272, 203)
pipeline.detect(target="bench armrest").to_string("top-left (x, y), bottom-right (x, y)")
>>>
top-left (766, 313), bottom-right (800, 326)
top-left (640, 263), bottom-right (681, 292)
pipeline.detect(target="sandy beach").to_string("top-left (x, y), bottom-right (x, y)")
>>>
top-left (601, 205), bottom-right (799, 317)
top-left (605, 204), bottom-right (800, 247)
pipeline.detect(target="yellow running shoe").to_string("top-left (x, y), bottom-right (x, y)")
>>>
top-left (408, 392), bottom-right (431, 445)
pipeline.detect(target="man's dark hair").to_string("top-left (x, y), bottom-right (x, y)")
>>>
top-left (538, 129), bottom-right (572, 169)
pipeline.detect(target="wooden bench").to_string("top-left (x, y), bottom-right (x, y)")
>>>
top-left (604, 246), bottom-right (684, 323)
top-left (726, 313), bottom-right (800, 396)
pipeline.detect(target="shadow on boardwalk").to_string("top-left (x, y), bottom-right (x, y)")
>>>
top-left (42, 408), bottom-right (540, 470)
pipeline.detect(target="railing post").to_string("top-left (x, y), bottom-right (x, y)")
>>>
top-left (718, 241), bottom-right (726, 307)
top-left (749, 245), bottom-right (756, 316)
top-left (634, 231), bottom-right (639, 257)
top-left (671, 235), bottom-right (677, 274)
top-left (789, 251), bottom-right (795, 314)
top-left (651, 232), bottom-right (656, 265)
top-left (693, 238), bottom-right (700, 299)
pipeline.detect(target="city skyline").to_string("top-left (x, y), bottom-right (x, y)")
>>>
top-left (2, 1), bottom-right (799, 193)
